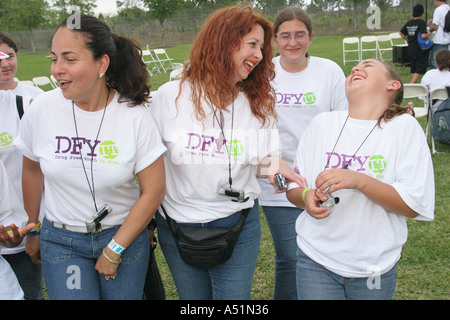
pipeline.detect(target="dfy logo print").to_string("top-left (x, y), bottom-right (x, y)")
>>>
top-left (98, 140), bottom-right (119, 160)
top-left (54, 136), bottom-right (119, 164)
top-left (368, 155), bottom-right (387, 176)
top-left (0, 132), bottom-right (14, 149)
top-left (325, 152), bottom-right (387, 179)
top-left (227, 139), bottom-right (245, 158)
top-left (275, 91), bottom-right (318, 108)
top-left (302, 92), bottom-right (317, 105)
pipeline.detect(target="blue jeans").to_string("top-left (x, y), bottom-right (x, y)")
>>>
top-left (429, 44), bottom-right (449, 69)
top-left (296, 247), bottom-right (397, 300)
top-left (262, 205), bottom-right (301, 300)
top-left (41, 218), bottom-right (149, 300)
top-left (156, 201), bottom-right (261, 300)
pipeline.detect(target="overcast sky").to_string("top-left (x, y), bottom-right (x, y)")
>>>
top-left (94, 0), bottom-right (118, 15)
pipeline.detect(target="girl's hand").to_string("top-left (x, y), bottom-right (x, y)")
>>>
top-left (304, 188), bottom-right (332, 220)
top-left (315, 168), bottom-right (361, 195)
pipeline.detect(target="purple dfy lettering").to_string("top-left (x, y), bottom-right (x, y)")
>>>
top-left (354, 155), bottom-right (370, 172)
top-left (71, 137), bottom-right (85, 155)
top-left (325, 152), bottom-right (369, 171)
top-left (214, 137), bottom-right (227, 155)
top-left (55, 136), bottom-right (100, 156)
top-left (84, 139), bottom-right (101, 156)
top-left (185, 133), bottom-right (227, 155)
top-left (185, 133), bottom-right (201, 150)
top-left (55, 136), bottom-right (71, 154)
top-left (201, 135), bottom-right (214, 152)
top-left (275, 93), bottom-right (304, 105)
top-left (292, 93), bottom-right (303, 104)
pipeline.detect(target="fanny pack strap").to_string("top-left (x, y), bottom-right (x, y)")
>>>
top-left (161, 205), bottom-right (250, 233)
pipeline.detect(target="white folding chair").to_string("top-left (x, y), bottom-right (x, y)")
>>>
top-left (343, 37), bottom-right (360, 65)
top-left (169, 68), bottom-right (183, 81)
top-left (403, 84), bottom-right (429, 118)
top-left (32, 76), bottom-right (56, 90)
top-left (389, 32), bottom-right (407, 45)
top-left (360, 36), bottom-right (378, 60)
top-left (172, 62), bottom-right (184, 70)
top-left (142, 49), bottom-right (160, 75)
top-left (429, 87), bottom-right (449, 153)
top-left (153, 48), bottom-right (174, 73)
top-left (376, 35), bottom-right (392, 61)
top-left (403, 84), bottom-right (432, 151)
top-left (50, 75), bottom-right (58, 87)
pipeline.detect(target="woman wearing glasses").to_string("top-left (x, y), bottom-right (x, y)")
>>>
top-left (258, 7), bottom-right (348, 300)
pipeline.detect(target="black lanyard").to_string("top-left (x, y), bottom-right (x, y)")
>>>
top-left (71, 89), bottom-right (110, 212)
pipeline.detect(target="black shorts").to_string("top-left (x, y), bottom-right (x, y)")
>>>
top-left (408, 46), bottom-right (429, 74)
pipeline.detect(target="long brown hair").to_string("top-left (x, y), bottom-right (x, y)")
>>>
top-left (177, 5), bottom-right (276, 126)
top-left (378, 61), bottom-right (407, 126)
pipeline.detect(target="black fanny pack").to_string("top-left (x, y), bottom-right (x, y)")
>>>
top-left (161, 206), bottom-right (250, 268)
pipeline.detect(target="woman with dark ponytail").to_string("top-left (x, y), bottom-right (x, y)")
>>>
top-left (16, 15), bottom-right (166, 299)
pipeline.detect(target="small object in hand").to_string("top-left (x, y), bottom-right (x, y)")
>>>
top-left (320, 193), bottom-right (340, 210)
top-left (275, 173), bottom-right (287, 190)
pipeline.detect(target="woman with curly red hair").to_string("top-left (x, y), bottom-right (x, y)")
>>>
top-left (150, 5), bottom-right (304, 299)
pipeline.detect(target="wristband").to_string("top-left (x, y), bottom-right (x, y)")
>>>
top-left (28, 221), bottom-right (41, 236)
top-left (107, 239), bottom-right (126, 255)
top-left (302, 187), bottom-right (311, 202)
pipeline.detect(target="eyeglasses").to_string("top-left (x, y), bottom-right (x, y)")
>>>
top-left (277, 33), bottom-right (308, 43)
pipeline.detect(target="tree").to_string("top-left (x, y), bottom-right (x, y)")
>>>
top-left (0, 0), bottom-right (48, 53)
top-left (51, 0), bottom-right (97, 22)
top-left (143, 0), bottom-right (180, 47)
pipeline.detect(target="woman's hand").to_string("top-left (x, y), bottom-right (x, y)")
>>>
top-left (0, 223), bottom-right (35, 248)
top-left (26, 234), bottom-right (41, 265)
top-left (96, 247), bottom-right (121, 280)
top-left (259, 156), bottom-right (306, 193)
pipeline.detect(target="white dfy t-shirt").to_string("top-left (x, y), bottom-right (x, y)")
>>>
top-left (0, 161), bottom-right (26, 300)
top-left (16, 89), bottom-right (166, 227)
top-left (292, 111), bottom-right (434, 277)
top-left (151, 80), bottom-right (279, 223)
top-left (258, 56), bottom-right (348, 207)
top-left (0, 90), bottom-right (32, 255)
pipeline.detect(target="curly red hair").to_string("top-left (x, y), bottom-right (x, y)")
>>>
top-left (177, 5), bottom-right (276, 126)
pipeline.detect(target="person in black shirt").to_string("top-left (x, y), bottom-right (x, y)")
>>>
top-left (400, 4), bottom-right (431, 83)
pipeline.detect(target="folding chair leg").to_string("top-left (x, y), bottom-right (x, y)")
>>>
top-left (432, 137), bottom-right (437, 154)
top-left (425, 111), bottom-right (438, 154)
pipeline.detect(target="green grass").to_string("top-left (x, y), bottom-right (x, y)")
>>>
top-left (16, 35), bottom-right (449, 300)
